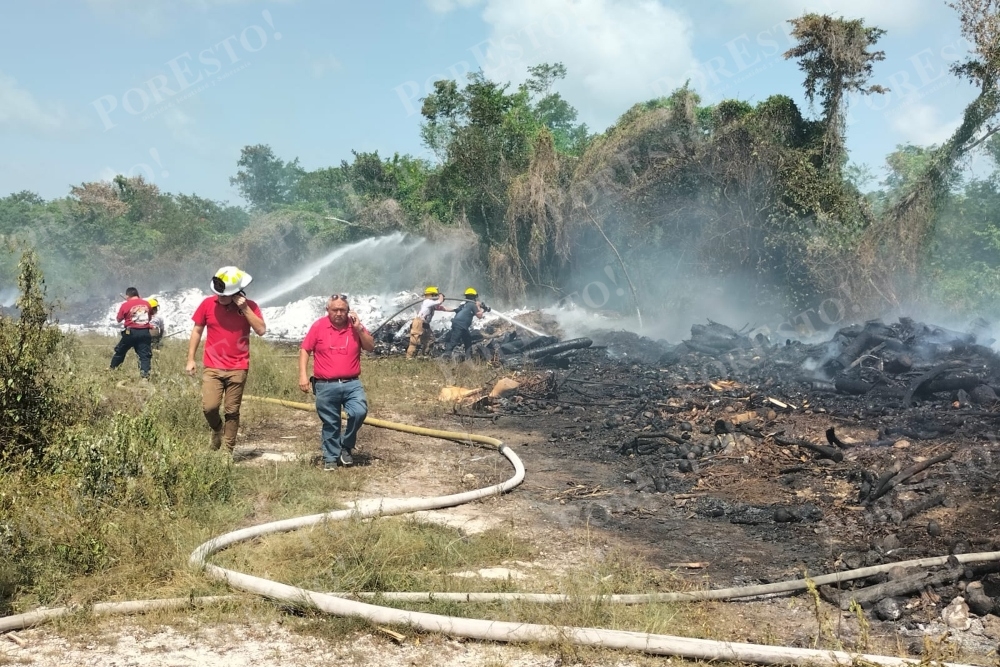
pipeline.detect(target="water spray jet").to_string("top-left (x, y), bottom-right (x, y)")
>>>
top-left (490, 309), bottom-right (546, 337)
top-left (255, 232), bottom-right (423, 306)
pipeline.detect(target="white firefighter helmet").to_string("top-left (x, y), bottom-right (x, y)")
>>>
top-left (211, 266), bottom-right (253, 296)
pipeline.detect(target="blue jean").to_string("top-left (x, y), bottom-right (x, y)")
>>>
top-left (314, 379), bottom-right (368, 463)
top-left (445, 326), bottom-right (472, 353)
top-left (110, 328), bottom-right (152, 376)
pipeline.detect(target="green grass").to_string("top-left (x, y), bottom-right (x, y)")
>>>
top-left (0, 332), bottom-right (501, 614)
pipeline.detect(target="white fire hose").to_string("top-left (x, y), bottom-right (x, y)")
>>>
top-left (1, 397), bottom-right (993, 667)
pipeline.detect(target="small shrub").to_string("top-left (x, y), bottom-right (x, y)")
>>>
top-left (0, 250), bottom-right (66, 466)
top-left (48, 412), bottom-right (235, 508)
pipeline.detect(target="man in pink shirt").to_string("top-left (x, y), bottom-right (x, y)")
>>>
top-left (110, 286), bottom-right (153, 379)
top-left (185, 266), bottom-right (267, 454)
top-left (299, 294), bottom-right (374, 470)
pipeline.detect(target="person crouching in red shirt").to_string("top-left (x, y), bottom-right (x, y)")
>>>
top-left (185, 266), bottom-right (266, 454)
top-left (298, 294), bottom-right (374, 470)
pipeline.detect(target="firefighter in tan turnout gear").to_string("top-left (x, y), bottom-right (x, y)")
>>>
top-left (406, 286), bottom-right (454, 359)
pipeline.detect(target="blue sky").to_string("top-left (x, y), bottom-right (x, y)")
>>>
top-left (0, 0), bottom-right (978, 205)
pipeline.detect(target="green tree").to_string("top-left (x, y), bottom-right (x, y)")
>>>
top-left (421, 71), bottom-right (539, 243)
top-left (523, 63), bottom-right (590, 155)
top-left (230, 144), bottom-right (304, 211)
top-left (293, 167), bottom-right (352, 213)
top-left (784, 14), bottom-right (887, 172)
top-left (0, 192), bottom-right (45, 235)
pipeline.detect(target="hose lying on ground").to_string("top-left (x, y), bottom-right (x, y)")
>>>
top-left (1, 396), bottom-right (992, 667)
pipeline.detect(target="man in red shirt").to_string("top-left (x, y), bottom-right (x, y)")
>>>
top-left (298, 294), bottom-right (374, 470)
top-left (110, 286), bottom-right (153, 379)
top-left (185, 266), bottom-right (267, 454)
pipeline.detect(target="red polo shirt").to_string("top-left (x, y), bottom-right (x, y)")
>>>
top-left (192, 296), bottom-right (263, 370)
top-left (301, 316), bottom-right (368, 379)
top-left (117, 298), bottom-right (152, 329)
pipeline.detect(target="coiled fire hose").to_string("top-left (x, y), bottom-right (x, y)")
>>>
top-left (1, 395), bottom-right (995, 667)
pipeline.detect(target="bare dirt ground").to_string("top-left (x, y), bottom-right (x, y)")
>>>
top-left (5, 379), bottom-right (1000, 666)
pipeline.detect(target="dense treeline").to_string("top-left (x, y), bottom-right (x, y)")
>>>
top-left (5, 3), bottom-right (1000, 320)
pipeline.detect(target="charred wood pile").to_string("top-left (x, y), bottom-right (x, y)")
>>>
top-left (441, 315), bottom-right (1000, 632)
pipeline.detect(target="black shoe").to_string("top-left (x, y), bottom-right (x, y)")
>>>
top-left (323, 461), bottom-right (338, 471)
top-left (338, 451), bottom-right (353, 467)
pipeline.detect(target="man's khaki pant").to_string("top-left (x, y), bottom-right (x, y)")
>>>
top-left (202, 368), bottom-right (248, 452)
top-left (406, 317), bottom-right (433, 359)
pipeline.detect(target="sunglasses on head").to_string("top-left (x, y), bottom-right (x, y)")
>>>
top-left (330, 293), bottom-right (348, 301)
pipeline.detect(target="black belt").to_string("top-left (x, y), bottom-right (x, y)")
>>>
top-left (313, 376), bottom-right (359, 383)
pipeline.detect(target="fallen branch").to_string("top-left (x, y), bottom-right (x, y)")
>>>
top-left (902, 360), bottom-right (963, 407)
top-left (830, 331), bottom-right (873, 372)
top-left (585, 206), bottom-right (643, 328)
top-left (847, 343), bottom-right (887, 370)
top-left (773, 435), bottom-right (843, 462)
top-left (635, 432), bottom-right (687, 444)
top-left (825, 427), bottom-right (852, 450)
top-left (826, 564), bottom-right (964, 610)
top-left (899, 494), bottom-right (946, 522)
top-left (376, 625), bottom-right (407, 643)
top-left (866, 452), bottom-right (953, 504)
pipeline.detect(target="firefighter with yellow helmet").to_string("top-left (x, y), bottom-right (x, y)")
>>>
top-left (406, 285), bottom-right (454, 359)
top-left (147, 298), bottom-right (166, 349)
top-left (444, 287), bottom-right (489, 356)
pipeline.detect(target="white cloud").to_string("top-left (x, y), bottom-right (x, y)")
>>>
top-left (471, 0), bottom-right (698, 129)
top-left (886, 100), bottom-right (960, 146)
top-left (426, 0), bottom-right (482, 12)
top-left (0, 70), bottom-right (67, 135)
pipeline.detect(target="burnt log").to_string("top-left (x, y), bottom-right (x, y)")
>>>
top-left (923, 375), bottom-right (986, 395)
top-left (866, 452), bottom-right (953, 504)
top-left (524, 338), bottom-right (592, 360)
top-left (827, 331), bottom-right (874, 374)
top-left (825, 427), bottom-right (852, 449)
top-left (902, 360), bottom-right (963, 407)
top-left (691, 321), bottom-right (741, 340)
top-left (835, 323), bottom-right (865, 337)
top-left (501, 335), bottom-right (558, 355)
top-left (828, 565), bottom-right (964, 610)
top-left (871, 336), bottom-right (908, 353)
top-left (773, 435), bottom-right (844, 462)
top-left (899, 494), bottom-right (945, 522)
top-left (835, 376), bottom-right (875, 395)
top-left (925, 325), bottom-right (976, 345)
top-left (684, 340), bottom-right (725, 356)
top-left (883, 353), bottom-right (913, 374)
top-left (696, 336), bottom-right (744, 351)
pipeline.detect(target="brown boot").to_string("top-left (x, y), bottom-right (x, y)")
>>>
top-left (210, 428), bottom-right (223, 450)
